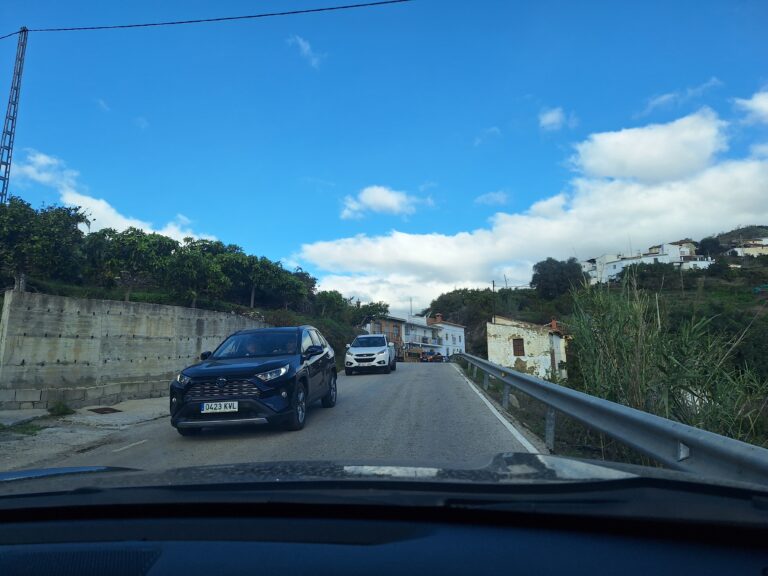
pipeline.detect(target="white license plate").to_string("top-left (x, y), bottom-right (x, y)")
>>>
top-left (201, 401), bottom-right (238, 413)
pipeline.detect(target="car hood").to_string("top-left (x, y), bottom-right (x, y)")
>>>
top-left (347, 346), bottom-right (387, 354)
top-left (0, 453), bottom-right (643, 492)
top-left (182, 355), bottom-right (296, 378)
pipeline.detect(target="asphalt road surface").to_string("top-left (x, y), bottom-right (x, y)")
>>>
top-left (39, 362), bottom-right (533, 471)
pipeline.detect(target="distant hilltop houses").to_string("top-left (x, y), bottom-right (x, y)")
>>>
top-left (729, 237), bottom-right (768, 258)
top-left (581, 240), bottom-right (714, 285)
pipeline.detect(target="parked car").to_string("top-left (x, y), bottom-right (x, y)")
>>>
top-left (344, 334), bottom-right (396, 375)
top-left (170, 326), bottom-right (337, 436)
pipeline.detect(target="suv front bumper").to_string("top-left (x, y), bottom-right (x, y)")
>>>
top-left (170, 379), bottom-right (298, 429)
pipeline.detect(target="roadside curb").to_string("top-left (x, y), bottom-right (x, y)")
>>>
top-left (451, 363), bottom-right (549, 455)
top-left (0, 409), bottom-right (48, 428)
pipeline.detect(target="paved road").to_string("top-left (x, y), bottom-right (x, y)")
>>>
top-left (40, 362), bottom-right (532, 471)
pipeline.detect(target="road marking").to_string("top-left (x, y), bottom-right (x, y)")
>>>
top-left (453, 364), bottom-right (538, 454)
top-left (112, 439), bottom-right (147, 453)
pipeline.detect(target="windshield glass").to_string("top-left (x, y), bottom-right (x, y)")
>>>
top-left (351, 336), bottom-right (386, 348)
top-left (212, 332), bottom-right (298, 359)
top-left (1, 0), bottom-right (767, 499)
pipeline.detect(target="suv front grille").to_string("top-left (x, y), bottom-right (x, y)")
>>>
top-left (184, 379), bottom-right (261, 401)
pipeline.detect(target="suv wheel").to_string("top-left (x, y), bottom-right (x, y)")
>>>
top-left (285, 383), bottom-right (307, 431)
top-left (391, 358), bottom-right (397, 371)
top-left (321, 372), bottom-right (337, 408)
top-left (382, 362), bottom-right (391, 375)
top-left (345, 368), bottom-right (353, 376)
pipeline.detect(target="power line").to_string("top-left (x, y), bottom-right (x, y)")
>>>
top-left (0, 1), bottom-right (411, 39)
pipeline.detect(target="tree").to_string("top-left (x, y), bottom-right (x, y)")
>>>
top-left (106, 228), bottom-right (179, 301)
top-left (33, 204), bottom-right (89, 283)
top-left (617, 262), bottom-right (677, 291)
top-left (530, 257), bottom-right (586, 300)
top-left (707, 258), bottom-right (732, 280)
top-left (276, 273), bottom-right (308, 310)
top-left (348, 301), bottom-right (389, 327)
top-left (0, 197), bottom-right (37, 291)
top-left (166, 239), bottom-right (230, 308)
top-left (83, 227), bottom-right (118, 286)
top-left (698, 236), bottom-right (723, 257)
top-left (316, 290), bottom-right (349, 319)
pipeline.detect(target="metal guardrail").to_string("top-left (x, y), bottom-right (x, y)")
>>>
top-left (454, 352), bottom-right (768, 485)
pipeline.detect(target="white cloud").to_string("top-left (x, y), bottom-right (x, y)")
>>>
top-left (301, 110), bottom-right (768, 315)
top-left (539, 107), bottom-right (565, 131)
top-left (287, 34), bottom-right (324, 69)
top-left (473, 126), bottom-right (501, 147)
top-left (538, 107), bottom-right (577, 131)
top-left (639, 77), bottom-right (722, 116)
top-left (572, 108), bottom-right (727, 182)
top-left (12, 149), bottom-right (214, 241)
top-left (341, 185), bottom-right (421, 219)
top-left (474, 191), bottom-right (508, 206)
top-left (751, 143), bottom-right (768, 158)
top-left (133, 116), bottom-right (149, 130)
top-left (734, 90), bottom-right (768, 124)
top-left (96, 98), bottom-right (110, 112)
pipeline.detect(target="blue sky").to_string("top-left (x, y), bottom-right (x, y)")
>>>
top-left (2, 0), bottom-right (767, 315)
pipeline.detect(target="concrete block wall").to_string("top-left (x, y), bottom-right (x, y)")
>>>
top-left (0, 291), bottom-right (269, 410)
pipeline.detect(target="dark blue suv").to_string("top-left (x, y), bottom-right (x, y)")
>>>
top-left (170, 326), bottom-right (337, 436)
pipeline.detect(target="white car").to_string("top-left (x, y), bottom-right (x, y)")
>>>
top-left (344, 334), bottom-right (397, 375)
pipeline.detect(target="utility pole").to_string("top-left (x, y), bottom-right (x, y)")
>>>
top-left (491, 280), bottom-right (496, 323)
top-left (0, 27), bottom-right (28, 204)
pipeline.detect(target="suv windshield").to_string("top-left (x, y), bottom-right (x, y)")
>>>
top-left (212, 332), bottom-right (298, 359)
top-left (351, 336), bottom-right (386, 348)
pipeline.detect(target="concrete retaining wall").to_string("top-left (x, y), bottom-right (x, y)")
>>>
top-left (0, 291), bottom-right (269, 410)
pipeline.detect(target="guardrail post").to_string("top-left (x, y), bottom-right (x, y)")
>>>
top-left (502, 385), bottom-right (510, 409)
top-left (545, 407), bottom-right (556, 452)
top-left (471, 364), bottom-right (478, 379)
top-left (482, 372), bottom-right (489, 391)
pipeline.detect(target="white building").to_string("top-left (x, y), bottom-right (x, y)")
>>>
top-left (487, 316), bottom-right (567, 380)
top-left (402, 313), bottom-right (466, 359)
top-left (582, 241), bottom-right (713, 284)
top-left (427, 313), bottom-right (466, 356)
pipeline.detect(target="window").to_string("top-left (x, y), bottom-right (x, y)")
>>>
top-left (301, 331), bottom-right (314, 353)
top-left (513, 338), bottom-right (525, 356)
top-left (309, 330), bottom-right (322, 347)
top-left (351, 336), bottom-right (386, 347)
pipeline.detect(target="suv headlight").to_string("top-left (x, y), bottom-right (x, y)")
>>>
top-left (377, 349), bottom-right (388, 356)
top-left (256, 364), bottom-right (290, 382)
top-left (175, 373), bottom-right (191, 385)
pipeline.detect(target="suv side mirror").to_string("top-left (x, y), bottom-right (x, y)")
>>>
top-left (388, 342), bottom-right (395, 347)
top-left (345, 343), bottom-right (351, 349)
top-left (304, 345), bottom-right (323, 357)
top-left (200, 351), bottom-right (212, 361)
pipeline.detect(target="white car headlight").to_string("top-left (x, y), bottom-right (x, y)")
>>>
top-left (175, 373), bottom-right (191, 385)
top-left (256, 364), bottom-right (290, 382)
